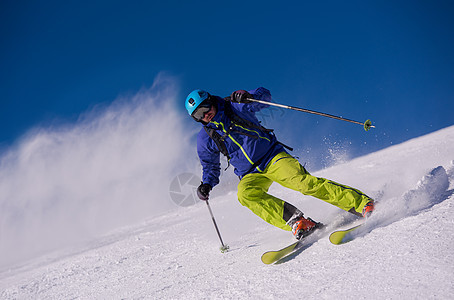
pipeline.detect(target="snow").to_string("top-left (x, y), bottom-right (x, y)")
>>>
top-left (1, 121), bottom-right (454, 298)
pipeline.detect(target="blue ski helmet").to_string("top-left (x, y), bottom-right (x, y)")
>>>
top-left (185, 89), bottom-right (210, 116)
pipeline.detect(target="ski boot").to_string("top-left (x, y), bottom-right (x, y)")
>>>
top-left (362, 200), bottom-right (375, 218)
top-left (288, 214), bottom-right (324, 240)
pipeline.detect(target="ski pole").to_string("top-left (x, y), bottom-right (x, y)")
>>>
top-left (246, 98), bottom-right (375, 131)
top-left (206, 201), bottom-right (229, 253)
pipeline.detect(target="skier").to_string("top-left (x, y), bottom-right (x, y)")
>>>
top-left (185, 87), bottom-right (374, 240)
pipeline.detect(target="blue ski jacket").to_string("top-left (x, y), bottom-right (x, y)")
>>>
top-left (197, 87), bottom-right (287, 187)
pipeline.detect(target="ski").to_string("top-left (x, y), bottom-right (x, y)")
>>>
top-left (261, 240), bottom-right (301, 264)
top-left (261, 219), bottom-right (363, 264)
top-left (261, 226), bottom-right (327, 264)
top-left (329, 224), bottom-right (363, 245)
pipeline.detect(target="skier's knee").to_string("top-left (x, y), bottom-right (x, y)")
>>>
top-left (237, 185), bottom-right (261, 206)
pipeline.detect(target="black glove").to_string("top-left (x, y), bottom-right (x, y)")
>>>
top-left (197, 182), bottom-right (212, 201)
top-left (230, 90), bottom-right (252, 103)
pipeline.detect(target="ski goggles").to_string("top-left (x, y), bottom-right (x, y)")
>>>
top-left (191, 100), bottom-right (213, 121)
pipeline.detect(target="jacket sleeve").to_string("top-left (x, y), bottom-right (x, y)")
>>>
top-left (197, 129), bottom-right (221, 187)
top-left (245, 87), bottom-right (272, 113)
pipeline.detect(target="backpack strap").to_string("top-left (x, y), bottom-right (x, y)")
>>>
top-left (204, 126), bottom-right (231, 171)
top-left (204, 127), bottom-right (230, 159)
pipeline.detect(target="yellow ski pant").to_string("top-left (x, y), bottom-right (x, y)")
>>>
top-left (237, 152), bottom-right (372, 230)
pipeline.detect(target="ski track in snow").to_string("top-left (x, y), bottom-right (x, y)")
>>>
top-left (1, 126), bottom-right (454, 299)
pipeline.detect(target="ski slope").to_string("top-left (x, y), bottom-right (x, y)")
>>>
top-left (1, 125), bottom-right (453, 299)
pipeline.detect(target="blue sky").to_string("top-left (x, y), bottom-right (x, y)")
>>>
top-left (1, 0), bottom-right (453, 167)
